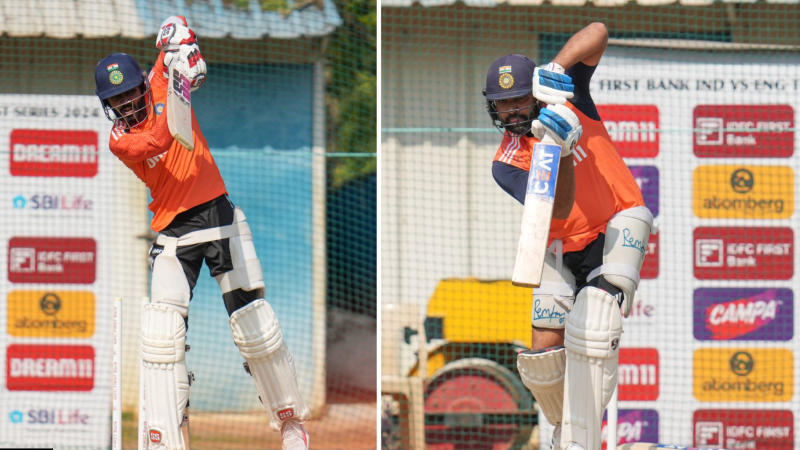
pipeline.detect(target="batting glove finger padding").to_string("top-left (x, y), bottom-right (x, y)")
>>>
top-left (532, 67), bottom-right (575, 105)
top-left (156, 16), bottom-right (197, 52)
top-left (537, 104), bottom-right (582, 157)
top-left (163, 44), bottom-right (208, 91)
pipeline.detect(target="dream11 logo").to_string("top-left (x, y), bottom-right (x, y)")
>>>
top-left (9, 129), bottom-right (98, 177)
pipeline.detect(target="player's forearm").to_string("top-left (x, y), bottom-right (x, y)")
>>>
top-left (551, 22), bottom-right (608, 70)
top-left (553, 155), bottom-right (575, 219)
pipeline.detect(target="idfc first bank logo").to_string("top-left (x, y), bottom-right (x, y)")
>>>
top-left (694, 104), bottom-right (794, 157)
top-left (693, 409), bottom-right (793, 449)
top-left (9, 129), bottom-right (98, 177)
top-left (7, 237), bottom-right (96, 284)
top-left (694, 227), bottom-right (793, 279)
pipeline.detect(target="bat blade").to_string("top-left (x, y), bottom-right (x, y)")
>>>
top-left (167, 66), bottom-right (194, 151)
top-left (511, 142), bottom-right (561, 288)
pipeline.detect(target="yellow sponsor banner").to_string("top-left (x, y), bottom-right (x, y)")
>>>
top-left (693, 348), bottom-right (793, 402)
top-left (7, 290), bottom-right (95, 338)
top-left (693, 165), bottom-right (794, 219)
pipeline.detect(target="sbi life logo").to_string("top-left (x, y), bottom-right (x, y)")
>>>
top-left (9, 410), bottom-right (23, 423)
top-left (12, 194), bottom-right (93, 211)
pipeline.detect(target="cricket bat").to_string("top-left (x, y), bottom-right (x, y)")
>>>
top-left (167, 65), bottom-right (194, 150)
top-left (511, 135), bottom-right (561, 288)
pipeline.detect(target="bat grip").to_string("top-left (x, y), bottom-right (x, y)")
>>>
top-left (539, 132), bottom-right (557, 145)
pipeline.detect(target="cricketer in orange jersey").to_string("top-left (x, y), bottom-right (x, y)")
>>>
top-left (483, 23), bottom-right (653, 450)
top-left (94, 15), bottom-right (309, 450)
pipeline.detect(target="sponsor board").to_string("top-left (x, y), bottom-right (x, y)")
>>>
top-left (693, 348), bottom-right (792, 402)
top-left (12, 193), bottom-right (93, 211)
top-left (694, 227), bottom-right (793, 279)
top-left (641, 232), bottom-right (659, 280)
top-left (7, 290), bottom-right (95, 338)
top-left (692, 166), bottom-right (793, 219)
top-left (618, 348), bottom-right (659, 401)
top-left (7, 407), bottom-right (90, 426)
top-left (629, 165), bottom-right (659, 218)
top-left (694, 288), bottom-right (793, 341)
top-left (7, 237), bottom-right (96, 284)
top-left (693, 409), bottom-right (793, 449)
top-left (6, 344), bottom-right (94, 391)
top-left (602, 409), bottom-right (659, 449)
top-left (596, 105), bottom-right (659, 158)
top-left (9, 129), bottom-right (98, 177)
top-left (693, 104), bottom-right (794, 158)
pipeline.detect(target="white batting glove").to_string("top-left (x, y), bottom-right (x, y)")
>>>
top-left (156, 15), bottom-right (197, 52)
top-left (531, 103), bottom-right (582, 157)
top-left (532, 62), bottom-right (574, 105)
top-left (163, 44), bottom-right (207, 91)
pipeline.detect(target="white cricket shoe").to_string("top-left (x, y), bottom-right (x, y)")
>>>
top-left (550, 424), bottom-right (562, 450)
top-left (281, 420), bottom-right (309, 450)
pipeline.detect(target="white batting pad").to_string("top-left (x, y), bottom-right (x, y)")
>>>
top-left (517, 346), bottom-right (566, 426)
top-left (229, 299), bottom-right (309, 430)
top-left (141, 303), bottom-right (189, 449)
top-left (561, 286), bottom-right (622, 450)
top-left (600, 206), bottom-right (653, 316)
top-left (215, 208), bottom-right (266, 294)
top-left (150, 244), bottom-right (191, 317)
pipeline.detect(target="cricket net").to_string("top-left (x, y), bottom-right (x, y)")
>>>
top-left (0, 0), bottom-right (376, 448)
top-left (381, 3), bottom-right (799, 449)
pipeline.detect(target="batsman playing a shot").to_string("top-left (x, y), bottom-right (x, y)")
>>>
top-left (94, 16), bottom-right (309, 450)
top-left (484, 23), bottom-right (653, 449)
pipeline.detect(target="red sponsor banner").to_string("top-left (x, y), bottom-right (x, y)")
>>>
top-left (618, 348), bottom-right (658, 401)
top-left (694, 227), bottom-right (793, 280)
top-left (641, 232), bottom-right (658, 279)
top-left (693, 409), bottom-right (793, 449)
top-left (9, 129), bottom-right (98, 177)
top-left (693, 105), bottom-right (794, 157)
top-left (596, 105), bottom-right (659, 158)
top-left (6, 344), bottom-right (95, 391)
top-left (7, 237), bottom-right (96, 284)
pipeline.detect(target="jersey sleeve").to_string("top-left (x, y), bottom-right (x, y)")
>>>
top-left (108, 110), bottom-right (173, 163)
top-left (492, 161), bottom-right (527, 204)
top-left (566, 62), bottom-right (600, 121)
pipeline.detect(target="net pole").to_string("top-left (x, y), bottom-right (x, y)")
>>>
top-left (112, 297), bottom-right (123, 450)
top-left (607, 384), bottom-right (619, 449)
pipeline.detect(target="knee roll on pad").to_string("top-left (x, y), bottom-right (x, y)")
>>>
top-left (229, 299), bottom-right (309, 430)
top-left (561, 286), bottom-right (622, 450)
top-left (141, 303), bottom-right (189, 449)
top-left (150, 249), bottom-right (191, 318)
top-left (516, 346), bottom-right (566, 426)
top-left (531, 249), bottom-right (575, 329)
top-left (601, 206), bottom-right (653, 317)
top-left (215, 208), bottom-right (266, 294)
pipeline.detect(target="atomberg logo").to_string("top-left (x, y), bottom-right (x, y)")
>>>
top-left (7, 290), bottom-right (95, 338)
top-left (617, 348), bottom-right (658, 401)
top-left (693, 104), bottom-right (794, 158)
top-left (693, 348), bottom-right (792, 402)
top-left (693, 165), bottom-right (793, 219)
top-left (694, 227), bottom-right (793, 280)
top-left (9, 129), bottom-right (98, 177)
top-left (694, 288), bottom-right (793, 341)
top-left (693, 409), bottom-right (793, 448)
top-left (7, 237), bottom-right (96, 284)
top-left (12, 193), bottom-right (93, 211)
top-left (596, 105), bottom-right (659, 157)
top-left (527, 143), bottom-right (559, 200)
top-left (601, 409), bottom-right (659, 449)
top-left (6, 344), bottom-right (95, 391)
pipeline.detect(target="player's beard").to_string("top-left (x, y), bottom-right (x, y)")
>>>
top-left (115, 91), bottom-right (150, 129)
top-left (504, 113), bottom-right (533, 136)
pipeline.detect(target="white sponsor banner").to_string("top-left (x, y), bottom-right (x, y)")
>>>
top-left (0, 95), bottom-right (146, 447)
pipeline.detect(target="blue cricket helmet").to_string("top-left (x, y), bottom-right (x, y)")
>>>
top-left (94, 53), bottom-right (145, 100)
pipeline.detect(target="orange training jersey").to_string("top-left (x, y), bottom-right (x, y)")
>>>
top-left (493, 103), bottom-right (644, 253)
top-left (107, 52), bottom-right (227, 232)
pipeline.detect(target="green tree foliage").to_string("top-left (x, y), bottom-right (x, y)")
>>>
top-left (326, 0), bottom-right (377, 188)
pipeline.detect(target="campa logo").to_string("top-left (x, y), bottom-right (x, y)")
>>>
top-left (617, 348), bottom-right (658, 401)
top-left (693, 288), bottom-right (793, 341)
top-left (596, 105), bottom-right (659, 157)
top-left (601, 409), bottom-right (659, 449)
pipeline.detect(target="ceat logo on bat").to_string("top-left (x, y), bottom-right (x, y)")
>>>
top-left (596, 105), bottom-right (659, 157)
top-left (617, 348), bottom-right (658, 401)
top-left (693, 288), bottom-right (793, 341)
top-left (693, 348), bottom-right (793, 402)
top-left (694, 227), bottom-right (793, 279)
top-left (693, 409), bottom-right (793, 448)
top-left (527, 143), bottom-right (559, 199)
top-left (7, 237), bottom-right (96, 284)
top-left (9, 129), bottom-right (98, 177)
top-left (601, 409), bottom-right (659, 449)
top-left (692, 165), bottom-right (794, 219)
top-left (6, 344), bottom-right (94, 391)
top-left (693, 104), bottom-right (794, 157)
